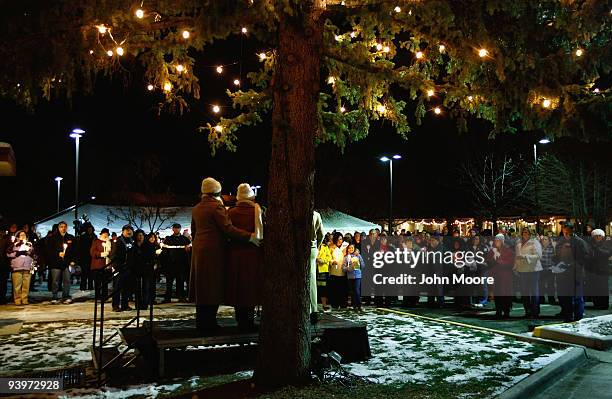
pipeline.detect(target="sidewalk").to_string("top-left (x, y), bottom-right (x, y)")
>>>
top-left (530, 350), bottom-right (612, 399)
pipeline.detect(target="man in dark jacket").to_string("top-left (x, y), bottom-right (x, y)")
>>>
top-left (585, 229), bottom-right (611, 310)
top-left (48, 221), bottom-right (77, 304)
top-left (161, 223), bottom-right (191, 303)
top-left (77, 223), bottom-right (96, 291)
top-left (555, 222), bottom-right (589, 322)
top-left (108, 225), bottom-right (135, 312)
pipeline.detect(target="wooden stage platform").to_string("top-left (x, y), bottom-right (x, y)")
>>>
top-left (119, 314), bottom-right (371, 377)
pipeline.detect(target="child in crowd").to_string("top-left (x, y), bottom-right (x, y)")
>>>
top-left (343, 244), bottom-right (364, 311)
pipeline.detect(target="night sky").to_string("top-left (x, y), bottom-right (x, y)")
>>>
top-left (0, 36), bottom-right (609, 226)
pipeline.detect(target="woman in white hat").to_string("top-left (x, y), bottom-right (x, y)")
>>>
top-left (226, 183), bottom-right (265, 330)
top-left (189, 178), bottom-right (260, 333)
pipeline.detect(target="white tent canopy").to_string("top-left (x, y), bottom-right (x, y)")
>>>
top-left (35, 204), bottom-right (380, 237)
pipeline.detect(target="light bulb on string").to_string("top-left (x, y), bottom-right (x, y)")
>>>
top-left (216, 66), bottom-right (223, 74)
top-left (89, 50), bottom-right (94, 55)
top-left (383, 46), bottom-right (390, 53)
top-left (97, 25), bottom-right (108, 34)
top-left (394, 6), bottom-right (401, 13)
top-left (575, 48), bottom-right (583, 57)
top-left (106, 50), bottom-right (113, 57)
top-left (147, 84), bottom-right (154, 91)
top-left (340, 106), bottom-right (346, 113)
top-left (163, 82), bottom-right (172, 92)
top-left (467, 95), bottom-right (473, 101)
top-left (182, 30), bottom-right (190, 39)
top-left (434, 107), bottom-right (442, 115)
top-left (176, 64), bottom-right (185, 73)
top-left (258, 53), bottom-right (267, 60)
top-left (376, 43), bottom-right (383, 51)
top-left (593, 88), bottom-right (600, 93)
top-left (116, 46), bottom-right (124, 56)
top-left (415, 51), bottom-right (424, 59)
top-left (233, 79), bottom-right (241, 86)
top-left (241, 27), bottom-right (248, 34)
top-left (212, 105), bottom-right (221, 113)
top-left (135, 9), bottom-right (144, 19)
top-left (427, 89), bottom-right (434, 97)
top-left (350, 31), bottom-right (356, 38)
top-left (542, 98), bottom-right (551, 108)
top-left (327, 76), bottom-right (336, 85)
top-left (215, 125), bottom-right (223, 132)
top-left (377, 104), bottom-right (386, 114)
top-left (478, 48), bottom-right (488, 58)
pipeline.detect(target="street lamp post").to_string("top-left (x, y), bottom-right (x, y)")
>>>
top-left (380, 154), bottom-right (401, 233)
top-left (70, 128), bottom-right (85, 233)
top-left (54, 177), bottom-right (63, 213)
top-left (533, 138), bottom-right (550, 234)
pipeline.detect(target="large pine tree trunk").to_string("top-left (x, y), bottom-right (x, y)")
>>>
top-left (254, 3), bottom-right (323, 387)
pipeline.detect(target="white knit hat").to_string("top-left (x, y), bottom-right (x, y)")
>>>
top-left (236, 183), bottom-right (256, 201)
top-left (591, 229), bottom-right (605, 237)
top-left (201, 177), bottom-right (222, 195)
top-left (494, 233), bottom-right (505, 241)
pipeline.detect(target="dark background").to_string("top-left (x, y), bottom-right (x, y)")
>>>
top-left (0, 36), bottom-right (609, 226)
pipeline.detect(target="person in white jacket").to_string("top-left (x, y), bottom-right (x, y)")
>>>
top-left (514, 227), bottom-right (543, 318)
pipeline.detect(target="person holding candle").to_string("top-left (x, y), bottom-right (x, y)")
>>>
top-left (6, 230), bottom-right (35, 305)
top-left (48, 221), bottom-right (76, 304)
top-left (342, 243), bottom-right (365, 311)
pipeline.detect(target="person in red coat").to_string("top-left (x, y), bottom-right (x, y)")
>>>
top-left (486, 234), bottom-right (515, 319)
top-left (90, 228), bottom-right (112, 298)
top-left (226, 183), bottom-right (264, 330)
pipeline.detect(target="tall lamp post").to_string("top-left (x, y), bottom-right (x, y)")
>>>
top-left (380, 154), bottom-right (401, 233)
top-left (533, 138), bottom-right (550, 234)
top-left (70, 128), bottom-right (85, 233)
top-left (54, 177), bottom-right (63, 213)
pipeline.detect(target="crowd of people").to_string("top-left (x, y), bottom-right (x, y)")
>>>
top-left (315, 222), bottom-right (611, 322)
top-left (1, 181), bottom-right (611, 329)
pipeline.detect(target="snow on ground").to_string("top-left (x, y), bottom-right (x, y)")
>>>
top-left (545, 314), bottom-right (612, 338)
top-left (339, 310), bottom-right (570, 397)
top-left (0, 309), bottom-right (569, 398)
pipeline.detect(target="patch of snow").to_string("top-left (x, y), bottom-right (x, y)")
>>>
top-left (546, 314), bottom-right (612, 339)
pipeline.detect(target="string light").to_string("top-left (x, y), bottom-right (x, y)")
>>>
top-left (89, 50), bottom-right (94, 55)
top-left (216, 66), bottom-right (223, 73)
top-left (434, 107), bottom-right (442, 114)
top-left (182, 30), bottom-right (190, 39)
top-left (394, 6), bottom-right (401, 13)
top-left (215, 125), bottom-right (223, 132)
top-left (116, 46), bottom-right (124, 56)
top-left (106, 50), bottom-right (113, 57)
top-left (594, 88), bottom-right (600, 93)
top-left (241, 27), bottom-right (248, 34)
top-left (350, 31), bottom-right (356, 38)
top-left (377, 104), bottom-right (386, 114)
top-left (415, 51), bottom-right (424, 59)
top-left (376, 43), bottom-right (383, 51)
top-left (175, 64), bottom-right (185, 73)
top-left (258, 53), bottom-right (267, 60)
top-left (575, 48), bottom-right (583, 57)
top-left (439, 44), bottom-right (445, 53)
top-left (147, 84), bottom-right (154, 91)
top-left (97, 25), bottom-right (108, 34)
top-left (233, 79), bottom-right (241, 86)
top-left (542, 98), bottom-right (551, 108)
top-left (427, 89), bottom-right (434, 97)
top-left (163, 82), bottom-right (172, 92)
top-left (212, 105), bottom-right (220, 113)
top-left (340, 106), bottom-right (346, 113)
top-left (335, 35), bottom-right (342, 42)
top-left (383, 46), bottom-right (391, 53)
top-left (467, 95), bottom-right (473, 101)
top-left (478, 48), bottom-right (488, 58)
top-left (135, 9), bottom-right (144, 19)
top-left (327, 76), bottom-right (336, 84)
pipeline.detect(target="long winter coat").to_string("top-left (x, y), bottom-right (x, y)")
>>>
top-left (189, 196), bottom-right (251, 305)
top-left (486, 245), bottom-right (514, 296)
top-left (225, 201), bottom-right (264, 306)
top-left (90, 238), bottom-right (111, 271)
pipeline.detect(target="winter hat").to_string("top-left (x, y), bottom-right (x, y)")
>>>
top-left (201, 177), bottom-right (222, 195)
top-left (591, 229), bottom-right (605, 237)
top-left (236, 183), bottom-right (256, 201)
top-left (100, 228), bottom-right (110, 235)
top-left (494, 233), bottom-right (505, 241)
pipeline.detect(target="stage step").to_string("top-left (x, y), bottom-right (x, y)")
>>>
top-left (90, 346), bottom-right (121, 370)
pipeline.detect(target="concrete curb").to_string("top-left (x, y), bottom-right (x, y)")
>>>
top-left (496, 346), bottom-right (588, 399)
top-left (533, 325), bottom-right (612, 350)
